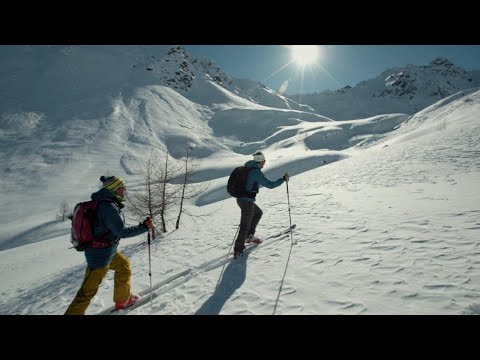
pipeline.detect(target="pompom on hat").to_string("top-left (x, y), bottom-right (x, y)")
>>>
top-left (100, 175), bottom-right (125, 192)
top-left (252, 151), bottom-right (266, 162)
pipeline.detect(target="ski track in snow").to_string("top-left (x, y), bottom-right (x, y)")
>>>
top-left (138, 112), bottom-right (480, 315)
top-left (0, 227), bottom-right (293, 315)
top-left (1, 95), bottom-right (480, 314)
top-left (2, 115), bottom-right (479, 314)
top-left (103, 227), bottom-right (294, 315)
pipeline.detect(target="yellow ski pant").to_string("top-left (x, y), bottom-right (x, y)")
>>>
top-left (64, 252), bottom-right (131, 315)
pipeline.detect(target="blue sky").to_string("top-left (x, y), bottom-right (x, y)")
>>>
top-left (185, 45), bottom-right (480, 95)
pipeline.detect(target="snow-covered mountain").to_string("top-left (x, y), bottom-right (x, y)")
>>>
top-left (0, 45), bottom-right (337, 243)
top-left (1, 87), bottom-right (479, 315)
top-left (0, 45), bottom-right (308, 114)
top-left (1, 45), bottom-right (480, 315)
top-left (0, 45), bottom-right (328, 179)
top-left (289, 58), bottom-right (480, 120)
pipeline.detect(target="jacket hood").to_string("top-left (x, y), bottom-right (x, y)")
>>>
top-left (244, 160), bottom-right (260, 168)
top-left (91, 188), bottom-right (124, 208)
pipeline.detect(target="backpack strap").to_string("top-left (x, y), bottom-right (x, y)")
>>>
top-left (90, 199), bottom-right (117, 249)
top-left (91, 240), bottom-right (116, 249)
top-left (244, 167), bottom-right (257, 199)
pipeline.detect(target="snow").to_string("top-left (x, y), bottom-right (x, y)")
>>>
top-left (0, 45), bottom-right (479, 315)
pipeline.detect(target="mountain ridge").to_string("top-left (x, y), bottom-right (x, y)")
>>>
top-left (289, 57), bottom-right (480, 120)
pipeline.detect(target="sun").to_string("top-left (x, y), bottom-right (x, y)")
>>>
top-left (265, 45), bottom-right (332, 94)
top-left (290, 45), bottom-right (319, 66)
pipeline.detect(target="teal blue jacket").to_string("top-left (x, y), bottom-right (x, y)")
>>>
top-left (84, 188), bottom-right (148, 269)
top-left (239, 160), bottom-right (285, 202)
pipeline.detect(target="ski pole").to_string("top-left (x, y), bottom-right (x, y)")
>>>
top-left (285, 172), bottom-right (295, 245)
top-left (216, 223), bottom-right (240, 288)
top-left (147, 218), bottom-right (153, 310)
top-left (227, 223), bottom-right (240, 259)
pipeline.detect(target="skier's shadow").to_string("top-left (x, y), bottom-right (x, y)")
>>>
top-left (195, 253), bottom-right (249, 315)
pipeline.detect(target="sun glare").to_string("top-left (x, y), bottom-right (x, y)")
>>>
top-left (290, 45), bottom-right (319, 66)
top-left (266, 45), bottom-right (331, 94)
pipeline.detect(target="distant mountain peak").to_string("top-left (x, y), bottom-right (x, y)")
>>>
top-left (429, 57), bottom-right (455, 68)
top-left (167, 45), bottom-right (187, 56)
top-left (289, 57), bottom-right (479, 120)
top-left (336, 85), bottom-right (352, 94)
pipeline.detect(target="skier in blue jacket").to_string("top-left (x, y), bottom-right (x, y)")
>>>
top-left (233, 151), bottom-right (288, 259)
top-left (65, 175), bottom-right (153, 315)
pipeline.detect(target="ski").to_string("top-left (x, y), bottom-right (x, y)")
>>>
top-left (97, 224), bottom-right (296, 314)
top-left (233, 242), bottom-right (259, 260)
top-left (232, 224), bottom-right (296, 260)
top-left (96, 268), bottom-right (192, 315)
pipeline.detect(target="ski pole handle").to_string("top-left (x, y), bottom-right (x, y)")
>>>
top-left (148, 216), bottom-right (156, 240)
top-left (143, 216), bottom-right (154, 229)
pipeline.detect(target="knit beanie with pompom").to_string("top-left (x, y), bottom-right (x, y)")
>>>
top-left (100, 176), bottom-right (125, 192)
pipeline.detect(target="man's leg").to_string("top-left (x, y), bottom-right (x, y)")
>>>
top-left (248, 203), bottom-right (263, 237)
top-left (234, 199), bottom-right (254, 253)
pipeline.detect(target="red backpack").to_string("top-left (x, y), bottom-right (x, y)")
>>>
top-left (70, 200), bottom-right (111, 251)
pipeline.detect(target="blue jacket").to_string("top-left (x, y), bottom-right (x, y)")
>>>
top-left (239, 160), bottom-right (285, 202)
top-left (84, 188), bottom-right (148, 269)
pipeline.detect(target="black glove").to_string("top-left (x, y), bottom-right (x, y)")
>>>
top-left (283, 173), bottom-right (289, 182)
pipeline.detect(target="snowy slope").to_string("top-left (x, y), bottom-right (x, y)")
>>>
top-left (0, 46), bottom-right (479, 315)
top-left (0, 89), bottom-right (478, 314)
top-left (0, 45), bottom-right (333, 243)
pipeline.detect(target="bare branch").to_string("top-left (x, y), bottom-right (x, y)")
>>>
top-left (175, 144), bottom-right (210, 229)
